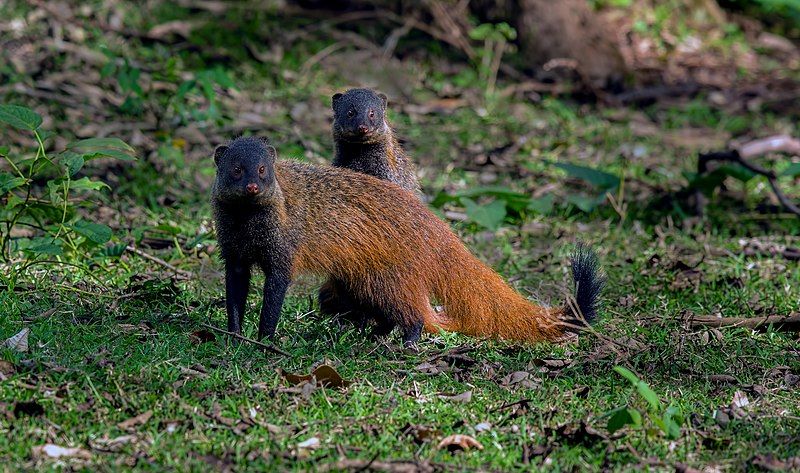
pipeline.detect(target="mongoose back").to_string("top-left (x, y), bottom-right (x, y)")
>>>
top-left (211, 136), bottom-right (604, 345)
top-left (331, 88), bottom-right (420, 194)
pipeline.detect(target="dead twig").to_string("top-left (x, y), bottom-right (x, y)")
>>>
top-left (696, 135), bottom-right (800, 218)
top-left (689, 313), bottom-right (800, 332)
top-left (198, 323), bottom-right (290, 356)
top-left (125, 245), bottom-right (194, 280)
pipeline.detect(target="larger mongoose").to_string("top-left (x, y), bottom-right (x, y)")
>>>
top-left (211, 136), bottom-right (603, 346)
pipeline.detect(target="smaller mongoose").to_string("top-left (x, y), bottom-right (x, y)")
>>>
top-left (211, 136), bottom-right (604, 346)
top-left (331, 88), bottom-right (420, 194)
top-left (323, 88), bottom-right (421, 330)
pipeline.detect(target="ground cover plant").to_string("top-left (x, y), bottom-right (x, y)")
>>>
top-left (1, 1), bottom-right (799, 471)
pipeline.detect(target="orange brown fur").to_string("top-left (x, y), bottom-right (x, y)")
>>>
top-left (275, 160), bottom-right (565, 342)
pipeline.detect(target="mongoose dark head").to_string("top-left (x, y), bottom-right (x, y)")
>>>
top-left (332, 88), bottom-right (389, 144)
top-left (212, 136), bottom-right (277, 203)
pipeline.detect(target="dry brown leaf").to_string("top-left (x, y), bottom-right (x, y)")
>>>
top-left (499, 371), bottom-right (539, 389)
top-left (0, 360), bottom-right (16, 378)
top-left (32, 444), bottom-right (92, 460)
top-left (3, 328), bottom-right (29, 352)
top-left (148, 20), bottom-right (203, 39)
top-left (117, 410), bottom-right (153, 430)
top-left (297, 437), bottom-right (320, 449)
top-left (210, 403), bottom-right (237, 427)
top-left (709, 374), bottom-right (738, 384)
top-left (546, 420), bottom-right (607, 446)
top-left (89, 434), bottom-right (136, 452)
top-left (438, 390), bottom-right (472, 403)
top-left (731, 390), bottom-right (749, 409)
top-left (437, 434), bottom-right (483, 452)
top-left (401, 424), bottom-right (440, 444)
top-left (750, 454), bottom-right (800, 471)
top-left (282, 364), bottom-right (350, 388)
top-left (189, 330), bottom-right (215, 344)
top-left (414, 361), bottom-right (446, 375)
top-left (474, 422), bottom-right (492, 433)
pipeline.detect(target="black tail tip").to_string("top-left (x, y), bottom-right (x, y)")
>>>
top-left (569, 242), bottom-right (605, 325)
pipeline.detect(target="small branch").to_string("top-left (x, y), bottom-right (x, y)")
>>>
top-left (736, 135), bottom-right (800, 160)
top-left (767, 177), bottom-right (800, 216)
top-left (696, 135), bottom-right (800, 218)
top-left (689, 314), bottom-right (800, 332)
top-left (199, 323), bottom-right (290, 356)
top-left (125, 245), bottom-right (194, 280)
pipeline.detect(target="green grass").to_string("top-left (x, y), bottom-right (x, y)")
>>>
top-left (2, 226), bottom-right (798, 470)
top-left (1, 1), bottom-right (799, 470)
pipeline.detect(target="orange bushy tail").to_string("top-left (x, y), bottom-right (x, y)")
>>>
top-left (426, 243), bottom-right (604, 342)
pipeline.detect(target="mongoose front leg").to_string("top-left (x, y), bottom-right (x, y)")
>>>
top-left (225, 259), bottom-right (251, 335)
top-left (257, 265), bottom-right (291, 340)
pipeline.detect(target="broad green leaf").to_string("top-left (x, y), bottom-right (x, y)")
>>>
top-left (662, 405), bottom-right (684, 439)
top-left (432, 186), bottom-right (531, 215)
top-left (555, 162), bottom-right (620, 191)
top-left (68, 137), bottom-right (134, 152)
top-left (24, 201), bottom-right (66, 222)
top-left (153, 223), bottom-right (183, 235)
top-left (528, 194), bottom-right (554, 214)
top-left (79, 148), bottom-right (137, 162)
top-left (565, 193), bottom-right (605, 213)
top-left (58, 151), bottom-right (84, 177)
top-left (0, 145), bottom-right (9, 155)
top-left (175, 80), bottom-right (196, 100)
top-left (665, 405), bottom-right (684, 425)
top-left (636, 382), bottom-right (661, 411)
top-left (70, 177), bottom-right (110, 191)
top-left (607, 407), bottom-right (642, 434)
top-left (67, 137), bottom-right (136, 161)
top-left (72, 220), bottom-right (112, 244)
top-left (613, 366), bottom-right (641, 385)
top-left (718, 164), bottom-right (755, 183)
top-left (97, 243), bottom-right (127, 258)
top-left (781, 162), bottom-right (800, 178)
top-left (47, 179), bottom-right (64, 205)
top-left (469, 24), bottom-right (494, 40)
top-left (0, 173), bottom-right (27, 195)
top-left (23, 238), bottom-right (63, 256)
top-left (0, 104), bottom-right (42, 130)
top-left (212, 67), bottom-right (236, 89)
top-left (5, 193), bottom-right (25, 209)
top-left (462, 198), bottom-right (507, 230)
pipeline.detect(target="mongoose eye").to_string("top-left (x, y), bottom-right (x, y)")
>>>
top-left (232, 166), bottom-right (242, 178)
top-left (347, 109), bottom-right (355, 118)
top-left (368, 110), bottom-right (375, 119)
top-left (258, 165), bottom-right (266, 176)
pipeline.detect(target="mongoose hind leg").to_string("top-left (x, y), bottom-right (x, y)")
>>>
top-left (372, 292), bottom-right (435, 348)
top-left (318, 278), bottom-right (370, 329)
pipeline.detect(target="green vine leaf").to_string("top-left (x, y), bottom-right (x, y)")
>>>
top-left (72, 220), bottom-right (113, 244)
top-left (0, 104), bottom-right (42, 130)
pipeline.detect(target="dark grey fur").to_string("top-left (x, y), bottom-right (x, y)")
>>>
top-left (331, 88), bottom-right (420, 194)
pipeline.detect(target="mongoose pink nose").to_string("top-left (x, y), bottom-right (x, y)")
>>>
top-left (358, 125), bottom-right (369, 134)
top-left (246, 183), bottom-right (259, 195)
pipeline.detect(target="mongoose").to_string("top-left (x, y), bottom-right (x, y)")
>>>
top-left (211, 136), bottom-right (603, 346)
top-left (323, 88), bottom-right (421, 329)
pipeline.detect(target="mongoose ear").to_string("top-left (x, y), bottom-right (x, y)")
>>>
top-left (265, 145), bottom-right (277, 161)
top-left (213, 145), bottom-right (228, 166)
top-left (331, 93), bottom-right (343, 108)
top-left (378, 93), bottom-right (388, 108)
